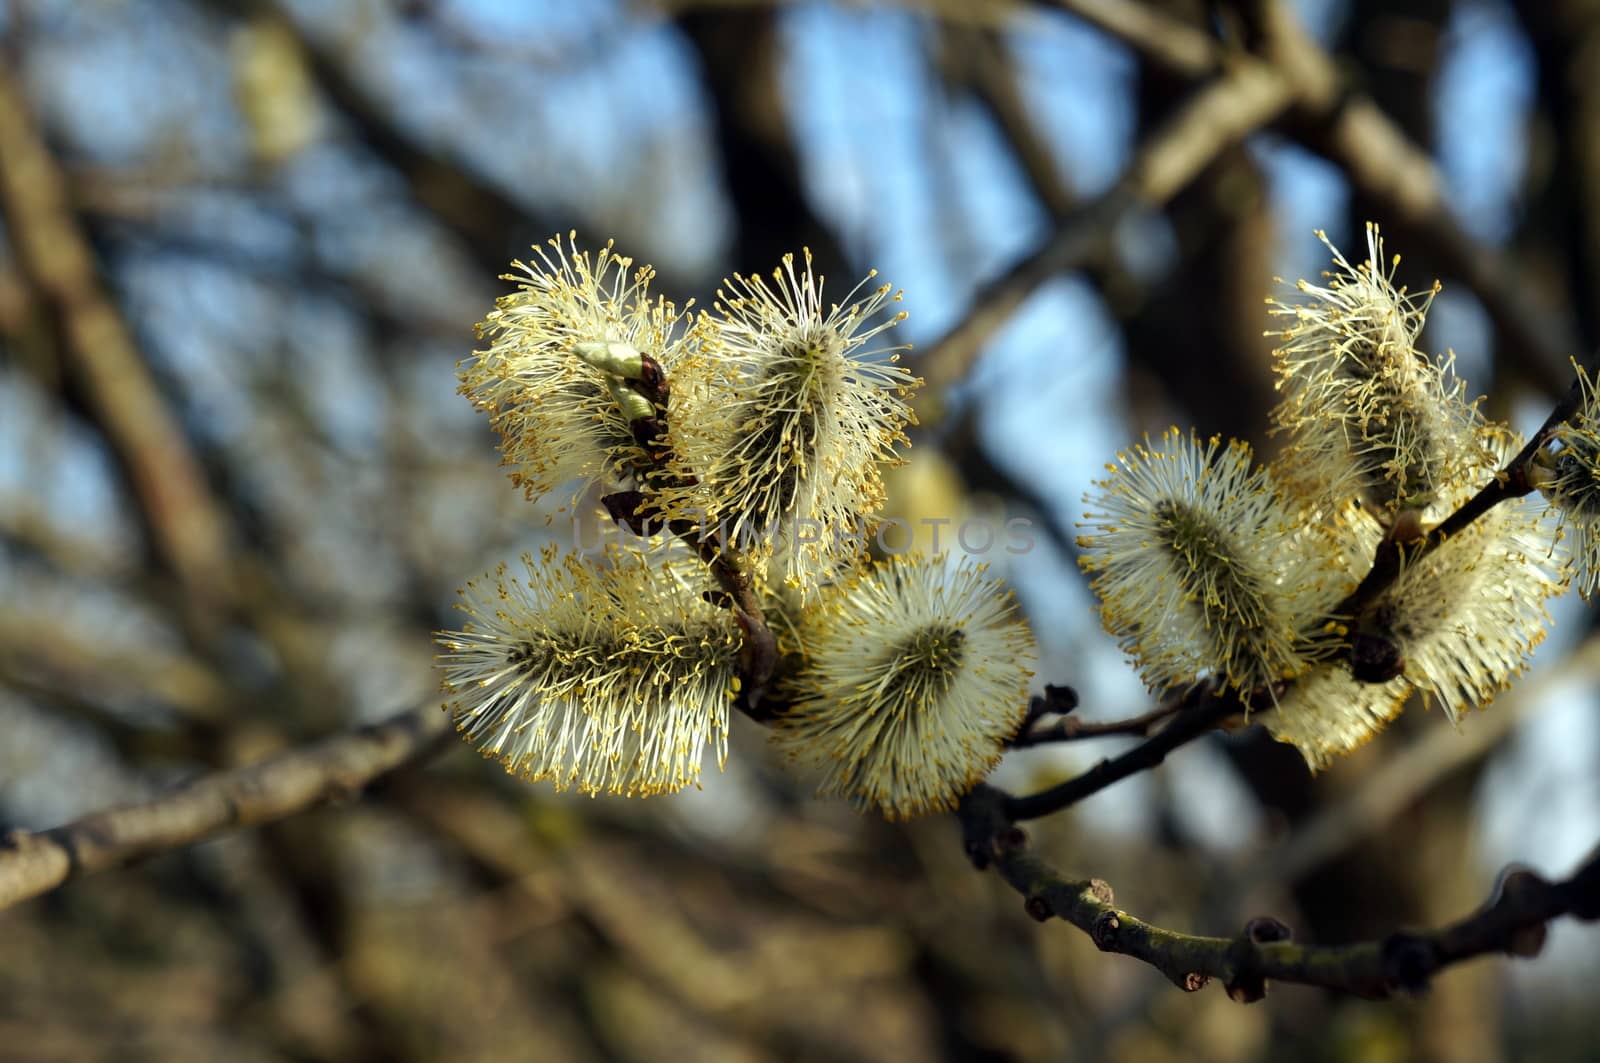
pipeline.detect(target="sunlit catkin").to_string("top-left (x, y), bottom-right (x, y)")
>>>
top-left (773, 554), bottom-right (1035, 819)
top-left (1265, 658), bottom-right (1410, 771)
top-left (457, 234), bottom-right (699, 504)
top-left (1268, 225), bottom-right (1486, 522)
top-left (436, 547), bottom-right (741, 796)
top-left (1357, 474), bottom-right (1561, 723)
top-left (664, 250), bottom-right (919, 593)
top-left (1078, 429), bottom-right (1344, 696)
top-left (1537, 362), bottom-right (1600, 598)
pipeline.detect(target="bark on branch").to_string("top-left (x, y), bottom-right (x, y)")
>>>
top-left (958, 784), bottom-right (1600, 1000)
top-left (0, 705), bottom-right (451, 912)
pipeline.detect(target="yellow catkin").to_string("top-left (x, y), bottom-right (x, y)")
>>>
top-left (773, 553), bottom-right (1035, 819)
top-left (1078, 428), bottom-right (1347, 696)
top-left (436, 546), bottom-right (741, 796)
top-left (660, 249), bottom-right (921, 596)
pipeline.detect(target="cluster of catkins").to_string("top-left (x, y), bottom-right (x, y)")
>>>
top-left (1079, 224), bottom-right (1600, 769)
top-left (439, 225), bottom-right (1600, 813)
top-left (437, 236), bottom-right (1036, 819)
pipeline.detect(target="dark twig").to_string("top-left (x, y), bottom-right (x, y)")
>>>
top-left (1010, 701), bottom-right (1184, 747)
top-left (604, 493), bottom-right (780, 718)
top-left (1002, 685), bottom-right (1250, 821)
top-left (1013, 683), bottom-right (1079, 735)
top-left (959, 789), bottom-right (1600, 999)
top-left (697, 537), bottom-right (780, 717)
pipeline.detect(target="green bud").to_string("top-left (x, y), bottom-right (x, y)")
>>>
top-left (573, 341), bottom-right (645, 379)
top-left (606, 376), bottom-right (656, 423)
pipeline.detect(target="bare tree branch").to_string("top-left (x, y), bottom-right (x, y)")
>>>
top-left (939, 23), bottom-right (1076, 219)
top-left (1044, 0), bottom-right (1218, 78)
top-left (0, 705), bottom-right (451, 912)
top-left (959, 784), bottom-right (1600, 1000)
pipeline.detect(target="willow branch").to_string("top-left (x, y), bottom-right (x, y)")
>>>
top-left (1010, 699), bottom-right (1182, 747)
top-left (1002, 685), bottom-right (1251, 820)
top-left (1011, 705), bottom-right (1179, 745)
top-left (996, 361), bottom-right (1586, 821)
top-left (960, 786), bottom-right (1600, 999)
top-left (601, 357), bottom-right (780, 714)
top-left (695, 532), bottom-right (780, 716)
top-left (0, 704), bottom-right (451, 912)
top-left (916, 58), bottom-right (1295, 396)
